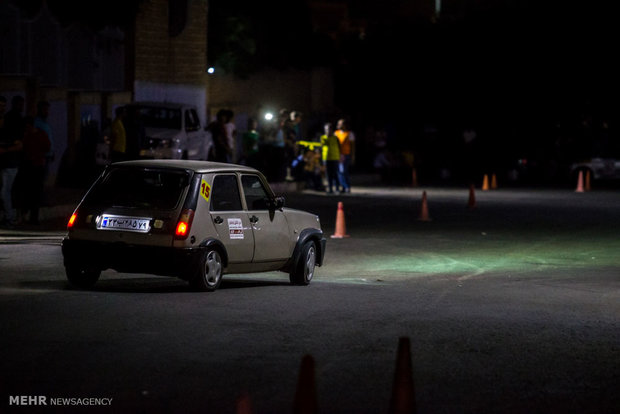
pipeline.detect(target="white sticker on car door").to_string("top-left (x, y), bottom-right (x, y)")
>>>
top-left (228, 218), bottom-right (244, 239)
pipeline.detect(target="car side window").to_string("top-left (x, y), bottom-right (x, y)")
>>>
top-left (210, 175), bottom-right (242, 211)
top-left (242, 175), bottom-right (270, 210)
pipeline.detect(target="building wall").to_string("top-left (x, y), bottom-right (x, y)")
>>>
top-left (133, 0), bottom-right (208, 125)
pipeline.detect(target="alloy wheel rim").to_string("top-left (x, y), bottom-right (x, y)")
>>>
top-left (305, 246), bottom-right (316, 281)
top-left (205, 251), bottom-right (222, 286)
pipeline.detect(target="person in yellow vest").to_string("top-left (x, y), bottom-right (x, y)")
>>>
top-left (110, 106), bottom-right (126, 163)
top-left (320, 122), bottom-right (340, 194)
top-left (335, 118), bottom-right (355, 193)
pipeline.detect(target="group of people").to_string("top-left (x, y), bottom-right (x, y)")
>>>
top-left (238, 112), bottom-right (356, 194)
top-left (236, 109), bottom-right (303, 183)
top-left (0, 96), bottom-right (54, 228)
top-left (318, 119), bottom-right (356, 194)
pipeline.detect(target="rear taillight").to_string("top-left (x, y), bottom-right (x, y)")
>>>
top-left (175, 209), bottom-right (194, 239)
top-left (67, 213), bottom-right (77, 229)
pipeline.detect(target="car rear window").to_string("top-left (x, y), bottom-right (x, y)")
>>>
top-left (86, 168), bottom-right (190, 210)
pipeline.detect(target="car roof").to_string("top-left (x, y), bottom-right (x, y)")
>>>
top-left (110, 160), bottom-right (262, 175)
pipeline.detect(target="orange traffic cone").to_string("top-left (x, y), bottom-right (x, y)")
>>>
top-left (575, 171), bottom-right (584, 193)
top-left (331, 201), bottom-right (350, 238)
top-left (418, 191), bottom-right (431, 221)
top-left (411, 168), bottom-right (418, 187)
top-left (236, 392), bottom-right (254, 414)
top-left (491, 173), bottom-right (498, 189)
top-left (482, 174), bottom-right (490, 191)
top-left (585, 170), bottom-right (591, 191)
top-left (293, 355), bottom-right (318, 414)
top-left (388, 337), bottom-right (417, 414)
top-left (467, 184), bottom-right (476, 209)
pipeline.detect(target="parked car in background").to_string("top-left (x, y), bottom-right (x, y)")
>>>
top-left (62, 160), bottom-right (326, 291)
top-left (96, 102), bottom-right (213, 165)
top-left (130, 102), bottom-right (213, 160)
top-left (570, 157), bottom-right (620, 181)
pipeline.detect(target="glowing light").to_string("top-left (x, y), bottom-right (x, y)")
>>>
top-left (67, 213), bottom-right (77, 228)
top-left (207, 67), bottom-right (215, 74)
top-left (264, 112), bottom-right (274, 121)
top-left (175, 209), bottom-right (194, 239)
top-left (175, 221), bottom-right (188, 237)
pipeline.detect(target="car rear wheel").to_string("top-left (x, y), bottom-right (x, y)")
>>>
top-left (190, 249), bottom-right (223, 292)
top-left (66, 266), bottom-right (101, 289)
top-left (290, 241), bottom-right (316, 285)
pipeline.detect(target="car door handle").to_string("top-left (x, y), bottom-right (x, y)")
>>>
top-left (213, 216), bottom-right (223, 224)
top-left (250, 215), bottom-right (259, 224)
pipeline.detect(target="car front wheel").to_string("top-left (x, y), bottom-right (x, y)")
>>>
top-left (66, 266), bottom-right (101, 289)
top-left (190, 249), bottom-right (223, 292)
top-left (290, 241), bottom-right (316, 285)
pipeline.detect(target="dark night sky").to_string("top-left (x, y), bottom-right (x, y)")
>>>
top-left (16, 0), bottom-right (619, 122)
top-left (209, 0), bottom-right (619, 119)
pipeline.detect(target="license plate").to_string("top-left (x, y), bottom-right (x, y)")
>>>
top-left (97, 215), bottom-right (151, 232)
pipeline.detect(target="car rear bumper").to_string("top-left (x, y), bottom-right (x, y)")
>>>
top-left (62, 238), bottom-right (203, 279)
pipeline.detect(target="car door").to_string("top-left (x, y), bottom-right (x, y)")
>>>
top-left (241, 174), bottom-right (291, 262)
top-left (209, 174), bottom-right (254, 263)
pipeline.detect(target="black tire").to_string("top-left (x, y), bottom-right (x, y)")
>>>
top-left (290, 240), bottom-right (316, 286)
top-left (190, 249), bottom-right (223, 292)
top-left (66, 266), bottom-right (101, 289)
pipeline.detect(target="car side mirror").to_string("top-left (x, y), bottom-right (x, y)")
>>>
top-left (272, 196), bottom-right (285, 210)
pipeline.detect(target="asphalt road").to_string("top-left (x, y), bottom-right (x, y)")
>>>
top-left (1, 186), bottom-right (619, 414)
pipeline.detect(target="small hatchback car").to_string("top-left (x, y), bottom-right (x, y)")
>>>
top-left (62, 160), bottom-right (326, 291)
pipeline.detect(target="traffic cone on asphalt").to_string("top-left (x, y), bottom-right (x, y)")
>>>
top-left (467, 184), bottom-right (476, 209)
top-left (585, 170), bottom-right (591, 191)
top-left (482, 174), bottom-right (490, 191)
top-left (388, 337), bottom-right (417, 414)
top-left (418, 191), bottom-right (431, 221)
top-left (491, 173), bottom-right (498, 189)
top-left (293, 354), bottom-right (318, 414)
top-left (331, 201), bottom-right (350, 238)
top-left (575, 171), bottom-right (584, 193)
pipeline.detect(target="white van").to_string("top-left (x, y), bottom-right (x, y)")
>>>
top-left (129, 102), bottom-right (213, 160)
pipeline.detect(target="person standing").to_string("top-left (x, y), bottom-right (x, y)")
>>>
top-left (19, 116), bottom-right (51, 225)
top-left (123, 105), bottom-right (145, 160)
top-left (0, 96), bottom-right (24, 227)
top-left (290, 111), bottom-right (303, 141)
top-left (335, 118), bottom-right (355, 193)
top-left (4, 96), bottom-right (26, 139)
top-left (206, 110), bottom-right (231, 162)
top-left (241, 118), bottom-right (260, 168)
top-left (224, 110), bottom-right (236, 163)
top-left (34, 101), bottom-right (54, 174)
top-left (320, 122), bottom-right (340, 194)
top-left (109, 106), bottom-right (127, 163)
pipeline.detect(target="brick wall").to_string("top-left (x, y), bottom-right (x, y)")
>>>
top-left (134, 0), bottom-right (207, 86)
